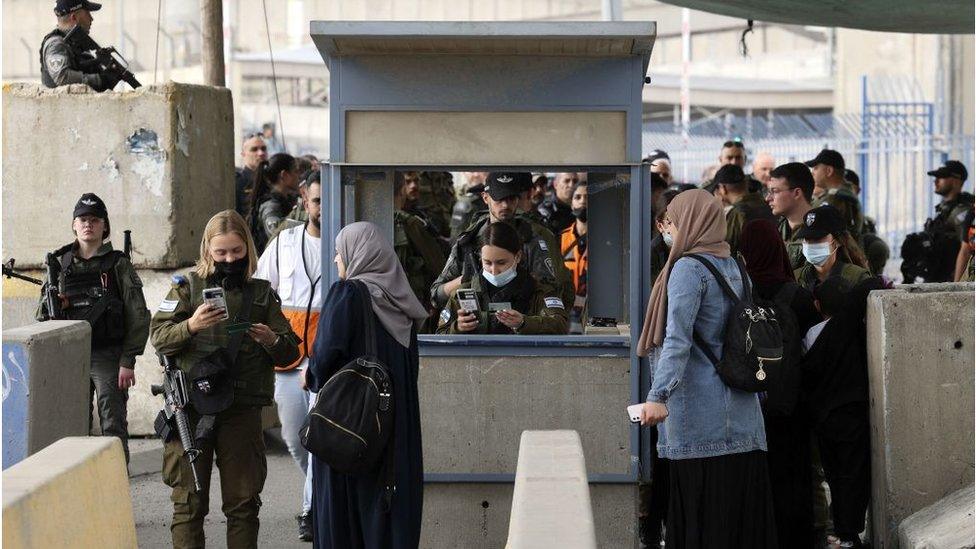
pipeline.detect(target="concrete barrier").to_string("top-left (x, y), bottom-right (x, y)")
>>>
top-left (867, 283), bottom-right (975, 548)
top-left (506, 430), bottom-right (596, 549)
top-left (417, 355), bottom-right (636, 547)
top-left (897, 484), bottom-right (975, 548)
top-left (2, 321), bottom-right (91, 469)
top-left (1, 82), bottom-right (234, 269)
top-left (2, 436), bottom-right (136, 548)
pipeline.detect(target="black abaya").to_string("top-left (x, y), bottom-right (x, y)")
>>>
top-left (308, 280), bottom-right (424, 549)
top-left (666, 450), bottom-right (779, 549)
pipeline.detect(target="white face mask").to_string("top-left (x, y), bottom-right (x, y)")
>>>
top-left (663, 232), bottom-right (674, 248)
top-left (482, 264), bottom-right (518, 287)
top-left (802, 242), bottom-right (833, 267)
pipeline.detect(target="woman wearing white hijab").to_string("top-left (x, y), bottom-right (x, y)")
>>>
top-left (307, 222), bottom-right (427, 549)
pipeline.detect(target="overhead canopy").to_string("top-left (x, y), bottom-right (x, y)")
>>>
top-left (311, 21), bottom-right (657, 75)
top-left (657, 0), bottom-right (974, 34)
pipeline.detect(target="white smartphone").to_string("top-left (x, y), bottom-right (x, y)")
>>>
top-left (627, 404), bottom-right (643, 424)
top-left (202, 287), bottom-right (230, 320)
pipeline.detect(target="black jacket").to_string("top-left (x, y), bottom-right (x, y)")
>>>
top-left (799, 277), bottom-right (884, 425)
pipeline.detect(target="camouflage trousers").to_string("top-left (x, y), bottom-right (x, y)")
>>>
top-left (163, 406), bottom-right (267, 549)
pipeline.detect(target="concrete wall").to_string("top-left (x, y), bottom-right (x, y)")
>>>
top-left (419, 355), bottom-right (631, 475)
top-left (418, 355), bottom-right (636, 547)
top-left (2, 437), bottom-right (136, 548)
top-left (1, 82), bottom-right (234, 269)
top-left (866, 283), bottom-right (975, 548)
top-left (2, 321), bottom-right (91, 469)
top-left (422, 483), bottom-right (635, 548)
top-left (897, 484), bottom-right (975, 549)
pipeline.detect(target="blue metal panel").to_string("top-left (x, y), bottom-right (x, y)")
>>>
top-left (419, 335), bottom-right (629, 357)
top-left (337, 56), bottom-right (635, 109)
top-left (2, 342), bottom-right (29, 469)
top-left (424, 472), bottom-right (635, 484)
top-left (633, 163), bottom-right (654, 482)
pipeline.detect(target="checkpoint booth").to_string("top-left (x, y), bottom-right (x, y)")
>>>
top-left (311, 21), bottom-right (657, 547)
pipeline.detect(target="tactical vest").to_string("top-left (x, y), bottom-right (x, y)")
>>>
top-left (39, 28), bottom-right (84, 88)
top-left (58, 248), bottom-right (126, 348)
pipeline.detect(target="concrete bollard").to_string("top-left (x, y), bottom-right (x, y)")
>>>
top-left (2, 436), bottom-right (136, 548)
top-left (867, 283), bottom-right (975, 548)
top-left (506, 430), bottom-right (597, 549)
top-left (897, 484), bottom-right (975, 548)
top-left (2, 321), bottom-right (91, 469)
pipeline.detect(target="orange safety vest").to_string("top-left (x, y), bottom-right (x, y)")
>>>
top-left (560, 224), bottom-right (587, 296)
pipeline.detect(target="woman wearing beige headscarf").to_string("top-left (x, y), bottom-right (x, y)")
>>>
top-left (636, 190), bottom-right (777, 548)
top-left (307, 222), bottom-right (427, 549)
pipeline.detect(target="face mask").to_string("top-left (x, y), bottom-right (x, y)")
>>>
top-left (663, 232), bottom-right (674, 248)
top-left (802, 242), bottom-right (833, 267)
top-left (214, 256), bottom-right (247, 277)
top-left (482, 265), bottom-right (518, 288)
top-left (572, 207), bottom-right (587, 222)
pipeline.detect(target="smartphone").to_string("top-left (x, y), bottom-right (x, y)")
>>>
top-left (457, 288), bottom-right (479, 313)
top-left (202, 287), bottom-right (230, 320)
top-left (627, 404), bottom-right (643, 424)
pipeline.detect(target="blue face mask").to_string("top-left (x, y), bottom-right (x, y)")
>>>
top-left (802, 242), bottom-right (833, 267)
top-left (663, 232), bottom-right (674, 248)
top-left (482, 265), bottom-right (518, 287)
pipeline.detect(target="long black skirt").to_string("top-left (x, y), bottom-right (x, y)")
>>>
top-left (666, 450), bottom-right (778, 549)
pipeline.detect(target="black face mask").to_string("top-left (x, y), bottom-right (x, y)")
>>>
top-left (573, 207), bottom-right (587, 222)
top-left (213, 257), bottom-right (248, 287)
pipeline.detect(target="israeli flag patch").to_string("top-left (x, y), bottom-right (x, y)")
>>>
top-left (157, 299), bottom-right (179, 313)
top-left (439, 308), bottom-right (451, 324)
top-left (544, 297), bottom-right (565, 309)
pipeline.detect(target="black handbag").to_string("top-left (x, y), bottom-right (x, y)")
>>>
top-left (301, 282), bottom-right (395, 492)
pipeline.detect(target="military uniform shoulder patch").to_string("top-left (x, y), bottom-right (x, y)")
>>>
top-left (537, 239), bottom-right (549, 252)
top-left (157, 299), bottom-right (179, 313)
top-left (544, 297), bottom-right (565, 309)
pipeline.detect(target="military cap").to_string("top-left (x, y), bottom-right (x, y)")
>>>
top-left (796, 204), bottom-right (846, 240)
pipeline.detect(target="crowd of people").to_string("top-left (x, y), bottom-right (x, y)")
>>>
top-left (30, 115), bottom-right (972, 549)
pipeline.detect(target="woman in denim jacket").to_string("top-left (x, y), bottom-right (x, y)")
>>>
top-left (636, 189), bottom-right (777, 548)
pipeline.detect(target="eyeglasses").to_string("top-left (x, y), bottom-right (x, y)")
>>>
top-left (766, 187), bottom-right (794, 196)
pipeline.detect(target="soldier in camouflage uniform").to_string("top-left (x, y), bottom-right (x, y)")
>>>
top-left (431, 172), bottom-right (572, 313)
top-left (450, 172), bottom-right (490, 242)
top-left (905, 160), bottom-right (976, 282)
top-left (807, 149), bottom-right (864, 242)
top-left (40, 1), bottom-right (119, 92)
top-left (151, 210), bottom-right (299, 548)
top-left (713, 164), bottom-right (774, 255)
top-left (417, 171), bottom-right (456, 241)
top-left (36, 193), bottom-right (151, 463)
top-left (394, 173), bottom-right (448, 331)
top-left (765, 163), bottom-right (816, 270)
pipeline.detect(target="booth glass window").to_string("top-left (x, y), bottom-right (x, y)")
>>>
top-left (347, 168), bottom-right (632, 339)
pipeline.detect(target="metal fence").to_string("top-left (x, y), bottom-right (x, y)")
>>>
top-left (641, 131), bottom-right (975, 264)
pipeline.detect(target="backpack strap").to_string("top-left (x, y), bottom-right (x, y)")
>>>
top-left (681, 254), bottom-right (751, 368)
top-left (355, 281), bottom-right (378, 357)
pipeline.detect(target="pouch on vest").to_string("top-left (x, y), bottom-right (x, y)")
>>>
top-left (188, 282), bottom-right (254, 415)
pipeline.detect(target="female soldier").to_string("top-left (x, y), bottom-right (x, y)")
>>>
top-left (248, 152), bottom-right (301, 252)
top-left (437, 222), bottom-right (568, 335)
top-left (794, 204), bottom-right (872, 292)
top-left (150, 210), bottom-right (299, 549)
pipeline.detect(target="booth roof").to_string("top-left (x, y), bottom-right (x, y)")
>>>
top-left (311, 21), bottom-right (656, 73)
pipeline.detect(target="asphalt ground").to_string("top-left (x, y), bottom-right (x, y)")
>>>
top-left (129, 437), bottom-right (312, 548)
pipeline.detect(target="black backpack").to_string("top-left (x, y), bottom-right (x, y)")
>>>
top-left (757, 283), bottom-right (802, 416)
top-left (684, 254), bottom-right (784, 393)
top-left (301, 282), bottom-right (395, 488)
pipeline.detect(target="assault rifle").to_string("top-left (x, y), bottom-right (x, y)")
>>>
top-left (151, 355), bottom-right (202, 492)
top-left (64, 26), bottom-right (141, 89)
top-left (1, 259), bottom-right (42, 286)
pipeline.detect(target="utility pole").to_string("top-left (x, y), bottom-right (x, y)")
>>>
top-left (201, 0), bottom-right (225, 87)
